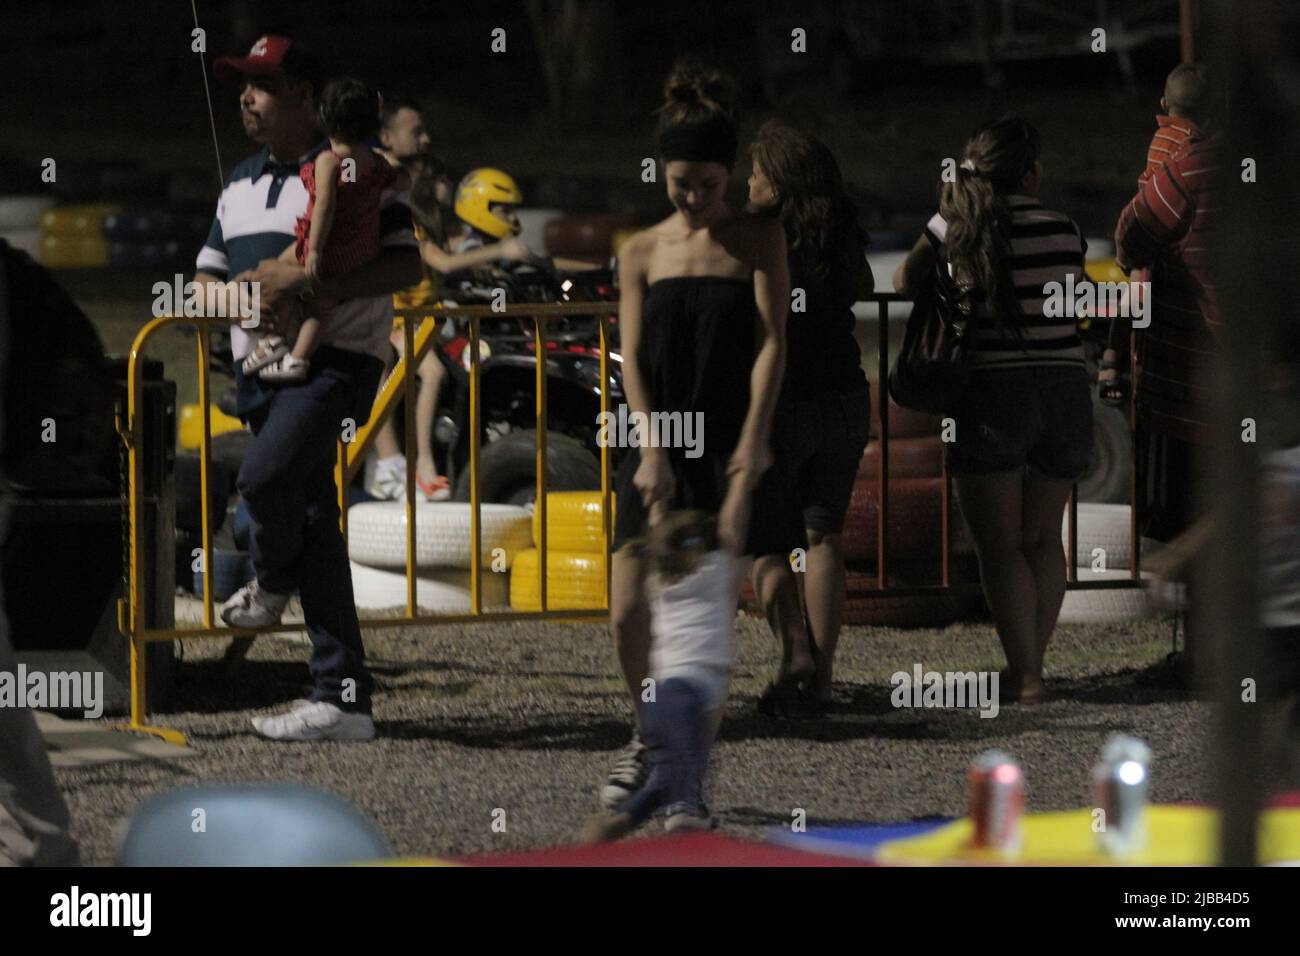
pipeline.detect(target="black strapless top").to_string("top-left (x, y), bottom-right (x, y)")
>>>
top-left (638, 276), bottom-right (756, 435)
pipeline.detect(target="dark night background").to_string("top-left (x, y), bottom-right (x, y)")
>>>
top-left (1, 0), bottom-right (1188, 236)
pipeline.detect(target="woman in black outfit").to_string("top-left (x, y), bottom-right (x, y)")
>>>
top-left (599, 62), bottom-right (789, 811)
top-left (746, 121), bottom-right (872, 713)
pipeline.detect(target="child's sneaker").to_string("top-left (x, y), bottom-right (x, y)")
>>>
top-left (600, 731), bottom-right (649, 809)
top-left (259, 354), bottom-right (310, 383)
top-left (576, 810), bottom-right (637, 845)
top-left (664, 802), bottom-right (717, 833)
top-left (220, 580), bottom-right (290, 629)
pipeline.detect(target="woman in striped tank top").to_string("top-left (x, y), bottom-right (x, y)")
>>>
top-left (894, 116), bottom-right (1092, 704)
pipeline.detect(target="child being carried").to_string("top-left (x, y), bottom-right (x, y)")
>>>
top-left (243, 76), bottom-right (404, 383)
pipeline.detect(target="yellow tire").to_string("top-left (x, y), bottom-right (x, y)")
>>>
top-left (38, 232), bottom-right (109, 268)
top-left (38, 204), bottom-right (120, 237)
top-left (509, 548), bottom-right (608, 611)
top-left (532, 491), bottom-right (615, 552)
top-left (178, 403), bottom-right (246, 451)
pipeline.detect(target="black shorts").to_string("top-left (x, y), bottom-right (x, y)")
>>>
top-left (946, 365), bottom-right (1093, 481)
top-left (747, 384), bottom-right (872, 557)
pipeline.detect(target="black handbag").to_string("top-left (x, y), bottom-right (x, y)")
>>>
top-left (887, 252), bottom-right (980, 414)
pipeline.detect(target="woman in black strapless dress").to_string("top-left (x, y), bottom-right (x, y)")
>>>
top-left (599, 61), bottom-right (789, 812)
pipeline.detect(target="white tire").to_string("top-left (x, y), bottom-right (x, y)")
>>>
top-left (1062, 503), bottom-right (1135, 570)
top-left (349, 562), bottom-right (509, 612)
top-left (1057, 569), bottom-right (1157, 624)
top-left (0, 228), bottom-right (42, 258)
top-left (0, 196), bottom-right (54, 230)
top-left (347, 501), bottom-right (533, 571)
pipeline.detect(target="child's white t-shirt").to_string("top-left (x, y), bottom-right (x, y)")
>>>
top-left (648, 550), bottom-right (740, 711)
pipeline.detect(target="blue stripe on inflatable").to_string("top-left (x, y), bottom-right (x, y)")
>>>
top-left (766, 818), bottom-right (951, 861)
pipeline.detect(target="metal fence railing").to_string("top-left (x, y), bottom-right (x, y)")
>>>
top-left (117, 295), bottom-right (1141, 743)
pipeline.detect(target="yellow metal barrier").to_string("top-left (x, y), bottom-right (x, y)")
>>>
top-left (117, 303), bottom-right (617, 744)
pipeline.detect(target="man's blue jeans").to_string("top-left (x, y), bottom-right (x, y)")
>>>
top-left (237, 347), bottom-right (382, 714)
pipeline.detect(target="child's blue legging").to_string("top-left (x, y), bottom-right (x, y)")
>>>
top-left (618, 677), bottom-right (710, 825)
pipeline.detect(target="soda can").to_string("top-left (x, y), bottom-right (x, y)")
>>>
top-left (967, 750), bottom-right (1025, 853)
top-left (1093, 734), bottom-right (1152, 856)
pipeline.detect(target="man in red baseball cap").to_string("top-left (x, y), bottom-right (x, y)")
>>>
top-left (192, 35), bottom-right (421, 741)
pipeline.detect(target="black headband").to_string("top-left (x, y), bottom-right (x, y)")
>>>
top-left (658, 116), bottom-right (737, 167)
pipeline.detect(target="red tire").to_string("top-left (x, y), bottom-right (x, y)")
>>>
top-left (841, 477), bottom-right (947, 563)
top-left (858, 436), bottom-right (944, 479)
top-left (841, 590), bottom-right (984, 627)
top-left (869, 379), bottom-right (943, 439)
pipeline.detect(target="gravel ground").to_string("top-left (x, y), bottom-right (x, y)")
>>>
top-left (56, 611), bottom-right (1281, 866)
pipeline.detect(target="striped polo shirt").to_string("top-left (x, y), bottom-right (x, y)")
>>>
top-left (1140, 115), bottom-right (1197, 185)
top-left (1115, 126), bottom-right (1221, 330)
top-left (195, 143), bottom-right (417, 414)
top-left (925, 196), bottom-right (1087, 369)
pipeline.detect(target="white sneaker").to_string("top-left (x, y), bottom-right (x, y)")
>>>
top-left (220, 580), bottom-right (290, 629)
top-left (364, 458), bottom-right (407, 501)
top-left (251, 700), bottom-right (376, 741)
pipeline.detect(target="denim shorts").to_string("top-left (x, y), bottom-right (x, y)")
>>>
top-left (946, 364), bottom-right (1093, 481)
top-left (747, 383), bottom-right (872, 556)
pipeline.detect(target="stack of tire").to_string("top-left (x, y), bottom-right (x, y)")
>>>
top-left (1057, 503), bottom-right (1158, 624)
top-left (0, 195), bottom-right (52, 258)
top-left (104, 208), bottom-right (210, 271)
top-left (38, 204), bottom-right (118, 268)
top-left (509, 492), bottom-right (613, 611)
top-left (544, 214), bottom-right (637, 263)
top-left (839, 380), bottom-right (984, 627)
top-left (345, 501), bottom-right (533, 614)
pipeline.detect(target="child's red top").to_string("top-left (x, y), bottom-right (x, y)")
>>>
top-left (295, 148), bottom-right (399, 277)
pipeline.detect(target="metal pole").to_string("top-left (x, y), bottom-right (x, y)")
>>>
top-left (1180, 0), bottom-right (1196, 63)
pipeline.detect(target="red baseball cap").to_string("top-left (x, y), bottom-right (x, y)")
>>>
top-left (214, 35), bottom-right (320, 87)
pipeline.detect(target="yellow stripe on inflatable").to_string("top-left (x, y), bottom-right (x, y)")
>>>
top-left (874, 805), bottom-right (1300, 866)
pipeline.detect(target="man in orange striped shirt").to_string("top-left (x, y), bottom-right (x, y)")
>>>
top-left (1114, 63), bottom-right (1222, 540)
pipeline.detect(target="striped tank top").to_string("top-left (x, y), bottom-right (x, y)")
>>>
top-left (925, 196), bottom-right (1087, 370)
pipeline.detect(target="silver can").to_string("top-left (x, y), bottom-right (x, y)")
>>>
top-left (1093, 734), bottom-right (1152, 856)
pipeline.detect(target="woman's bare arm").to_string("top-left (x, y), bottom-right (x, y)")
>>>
top-left (733, 216), bottom-right (789, 489)
top-left (893, 234), bottom-right (936, 299)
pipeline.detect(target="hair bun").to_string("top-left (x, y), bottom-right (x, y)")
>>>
top-left (663, 59), bottom-right (738, 119)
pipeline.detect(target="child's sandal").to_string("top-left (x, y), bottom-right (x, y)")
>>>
top-left (1097, 359), bottom-right (1129, 407)
top-left (259, 354), bottom-right (310, 383)
top-left (241, 336), bottom-right (288, 375)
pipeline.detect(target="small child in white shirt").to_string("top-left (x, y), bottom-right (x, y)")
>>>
top-left (579, 510), bottom-right (740, 842)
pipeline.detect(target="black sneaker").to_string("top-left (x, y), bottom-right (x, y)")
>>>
top-left (600, 731), bottom-right (649, 809)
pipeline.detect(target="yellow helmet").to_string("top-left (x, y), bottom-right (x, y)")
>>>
top-left (454, 168), bottom-right (523, 239)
